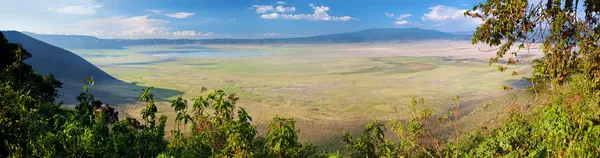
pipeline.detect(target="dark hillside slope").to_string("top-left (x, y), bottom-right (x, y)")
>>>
top-left (2, 31), bottom-right (182, 104)
top-left (3, 31), bottom-right (116, 82)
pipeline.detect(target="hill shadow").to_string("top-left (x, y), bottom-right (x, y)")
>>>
top-left (2, 31), bottom-right (183, 105)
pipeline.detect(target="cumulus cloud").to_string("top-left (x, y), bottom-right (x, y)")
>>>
top-left (260, 13), bottom-right (279, 19)
top-left (422, 5), bottom-right (464, 21)
top-left (74, 15), bottom-right (218, 38)
top-left (256, 32), bottom-right (296, 37)
top-left (260, 32), bottom-right (281, 36)
top-left (385, 12), bottom-right (413, 25)
top-left (276, 1), bottom-right (286, 4)
top-left (421, 5), bottom-right (481, 25)
top-left (166, 12), bottom-right (195, 19)
top-left (147, 10), bottom-right (163, 14)
top-left (252, 5), bottom-right (275, 13)
top-left (253, 5), bottom-right (295, 13)
top-left (396, 14), bottom-right (411, 20)
top-left (384, 12), bottom-right (395, 18)
top-left (276, 6), bottom-right (296, 12)
top-left (171, 30), bottom-right (196, 36)
top-left (76, 16), bottom-right (171, 38)
top-left (394, 21), bottom-right (408, 25)
top-left (47, 4), bottom-right (102, 15)
top-left (256, 4), bottom-right (355, 21)
top-left (172, 31), bottom-right (215, 37)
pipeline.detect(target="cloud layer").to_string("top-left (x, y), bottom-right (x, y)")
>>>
top-left (73, 15), bottom-right (216, 38)
top-left (421, 5), bottom-right (482, 28)
top-left (384, 12), bottom-right (415, 26)
top-left (166, 12), bottom-right (195, 19)
top-left (253, 4), bottom-right (355, 22)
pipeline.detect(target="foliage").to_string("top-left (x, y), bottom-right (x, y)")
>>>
top-left (161, 89), bottom-right (321, 157)
top-left (342, 119), bottom-right (397, 158)
top-left (340, 96), bottom-right (461, 158)
top-left (463, 81), bottom-right (600, 157)
top-left (0, 32), bottom-right (167, 158)
top-left (465, 0), bottom-right (600, 90)
top-left (0, 33), bottom-right (322, 157)
top-left (266, 117), bottom-right (318, 158)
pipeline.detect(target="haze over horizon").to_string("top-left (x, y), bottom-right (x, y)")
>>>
top-left (1, 0), bottom-right (484, 39)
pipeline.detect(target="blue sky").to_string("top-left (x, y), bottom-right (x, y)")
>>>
top-left (0, 0), bottom-right (485, 39)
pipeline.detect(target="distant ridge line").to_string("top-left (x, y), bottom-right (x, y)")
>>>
top-left (15, 28), bottom-right (472, 49)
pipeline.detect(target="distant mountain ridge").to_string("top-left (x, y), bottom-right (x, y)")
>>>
top-left (21, 28), bottom-right (471, 49)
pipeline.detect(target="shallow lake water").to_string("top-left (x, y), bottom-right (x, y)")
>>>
top-left (138, 50), bottom-right (270, 58)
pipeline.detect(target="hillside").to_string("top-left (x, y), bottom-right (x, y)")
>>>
top-left (2, 31), bottom-right (182, 104)
top-left (23, 28), bottom-right (470, 49)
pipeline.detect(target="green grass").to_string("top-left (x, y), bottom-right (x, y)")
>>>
top-left (70, 44), bottom-right (529, 148)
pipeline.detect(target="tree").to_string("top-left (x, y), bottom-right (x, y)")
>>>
top-left (465, 0), bottom-right (600, 91)
top-left (170, 96), bottom-right (192, 133)
top-left (140, 87), bottom-right (158, 127)
top-left (0, 31), bottom-right (63, 157)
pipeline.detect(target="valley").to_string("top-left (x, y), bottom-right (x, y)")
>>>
top-left (4, 0), bottom-right (599, 156)
top-left (69, 41), bottom-right (537, 150)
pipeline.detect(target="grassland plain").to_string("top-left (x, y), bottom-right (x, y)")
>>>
top-left (70, 40), bottom-right (539, 150)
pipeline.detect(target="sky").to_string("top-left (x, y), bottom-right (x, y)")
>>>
top-left (0, 0), bottom-right (486, 39)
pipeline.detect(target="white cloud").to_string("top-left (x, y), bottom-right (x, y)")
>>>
top-left (385, 13), bottom-right (413, 26)
top-left (252, 5), bottom-right (275, 13)
top-left (260, 13), bottom-right (280, 19)
top-left (172, 30), bottom-right (196, 36)
top-left (258, 5), bottom-right (355, 22)
top-left (260, 32), bottom-right (281, 36)
top-left (433, 23), bottom-right (446, 27)
top-left (253, 4), bottom-right (295, 13)
top-left (166, 12), bottom-right (195, 19)
top-left (74, 16), bottom-right (219, 38)
top-left (256, 32), bottom-right (296, 37)
top-left (421, 5), bottom-right (482, 29)
top-left (396, 14), bottom-right (411, 20)
top-left (395, 21), bottom-right (408, 25)
top-left (384, 12), bottom-right (394, 18)
top-left (276, 6), bottom-right (296, 12)
top-left (75, 16), bottom-right (171, 38)
top-left (422, 5), bottom-right (466, 21)
top-left (276, 1), bottom-right (286, 4)
top-left (47, 4), bottom-right (102, 15)
top-left (198, 32), bottom-right (215, 37)
top-left (172, 31), bottom-right (215, 37)
top-left (147, 10), bottom-right (163, 14)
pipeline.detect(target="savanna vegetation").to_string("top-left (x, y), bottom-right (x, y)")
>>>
top-left (2, 0), bottom-right (600, 157)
